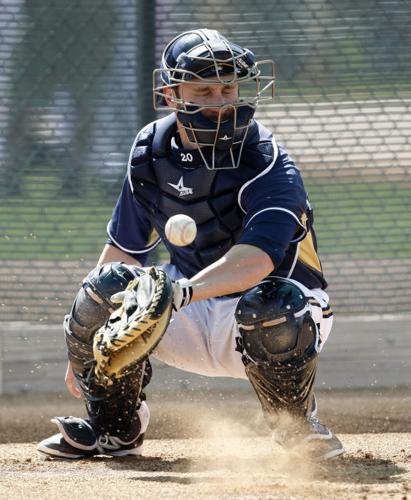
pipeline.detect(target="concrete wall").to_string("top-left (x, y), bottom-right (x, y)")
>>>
top-left (0, 316), bottom-right (410, 395)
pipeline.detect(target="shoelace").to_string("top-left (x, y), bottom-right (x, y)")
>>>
top-left (305, 417), bottom-right (333, 441)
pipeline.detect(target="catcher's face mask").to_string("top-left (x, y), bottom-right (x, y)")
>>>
top-left (153, 28), bottom-right (275, 169)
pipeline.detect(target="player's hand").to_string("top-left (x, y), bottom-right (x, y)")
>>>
top-left (65, 360), bottom-right (81, 399)
top-left (171, 278), bottom-right (193, 311)
top-left (113, 275), bottom-right (193, 312)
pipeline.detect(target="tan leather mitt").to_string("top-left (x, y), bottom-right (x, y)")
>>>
top-left (93, 266), bottom-right (173, 387)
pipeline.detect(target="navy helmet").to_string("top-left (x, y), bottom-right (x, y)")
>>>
top-left (153, 29), bottom-right (275, 169)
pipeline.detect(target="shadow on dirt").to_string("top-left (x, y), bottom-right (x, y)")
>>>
top-left (318, 455), bottom-right (408, 484)
top-left (101, 455), bottom-right (192, 473)
top-left (131, 476), bottom-right (225, 485)
top-left (102, 453), bottom-right (408, 486)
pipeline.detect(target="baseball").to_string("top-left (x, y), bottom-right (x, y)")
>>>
top-left (165, 214), bottom-right (197, 246)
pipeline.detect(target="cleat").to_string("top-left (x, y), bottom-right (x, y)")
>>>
top-left (37, 433), bottom-right (96, 460)
top-left (37, 415), bottom-right (145, 460)
top-left (273, 416), bottom-right (345, 461)
top-left (304, 394), bottom-right (345, 460)
top-left (303, 416), bottom-right (345, 460)
top-left (272, 396), bottom-right (345, 461)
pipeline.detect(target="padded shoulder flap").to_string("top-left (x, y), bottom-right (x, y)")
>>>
top-left (152, 113), bottom-right (177, 157)
top-left (130, 113), bottom-right (177, 169)
top-left (130, 122), bottom-right (155, 167)
top-left (240, 120), bottom-right (275, 172)
top-left (245, 119), bottom-right (273, 146)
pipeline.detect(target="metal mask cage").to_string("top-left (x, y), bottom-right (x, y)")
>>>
top-left (153, 59), bottom-right (275, 112)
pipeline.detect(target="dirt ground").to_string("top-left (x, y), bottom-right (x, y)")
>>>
top-left (0, 387), bottom-right (410, 499)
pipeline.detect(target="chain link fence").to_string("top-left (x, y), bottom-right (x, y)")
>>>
top-left (1, 0), bottom-right (410, 323)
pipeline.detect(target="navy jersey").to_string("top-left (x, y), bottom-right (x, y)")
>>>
top-left (107, 114), bottom-right (327, 289)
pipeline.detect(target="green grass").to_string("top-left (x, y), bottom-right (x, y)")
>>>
top-left (1, 177), bottom-right (410, 261)
top-left (0, 200), bottom-right (114, 260)
top-left (305, 179), bottom-right (411, 258)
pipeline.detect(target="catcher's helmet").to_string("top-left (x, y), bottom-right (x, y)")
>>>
top-left (153, 29), bottom-right (275, 169)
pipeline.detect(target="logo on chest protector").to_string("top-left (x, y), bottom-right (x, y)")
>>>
top-left (168, 176), bottom-right (193, 197)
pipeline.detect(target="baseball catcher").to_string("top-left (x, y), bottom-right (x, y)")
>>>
top-left (38, 28), bottom-right (344, 461)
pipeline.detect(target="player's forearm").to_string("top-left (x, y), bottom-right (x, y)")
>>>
top-left (189, 244), bottom-right (274, 301)
top-left (97, 244), bottom-right (143, 267)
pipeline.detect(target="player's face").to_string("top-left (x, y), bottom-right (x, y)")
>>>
top-left (180, 80), bottom-right (238, 122)
top-left (164, 77), bottom-right (239, 123)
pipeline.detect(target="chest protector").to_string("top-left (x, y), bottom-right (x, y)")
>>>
top-left (128, 114), bottom-right (273, 278)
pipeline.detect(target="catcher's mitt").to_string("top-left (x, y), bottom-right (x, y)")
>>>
top-left (93, 266), bottom-right (173, 387)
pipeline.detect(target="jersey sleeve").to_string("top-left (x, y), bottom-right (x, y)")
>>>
top-left (106, 177), bottom-right (161, 264)
top-left (237, 144), bottom-right (308, 268)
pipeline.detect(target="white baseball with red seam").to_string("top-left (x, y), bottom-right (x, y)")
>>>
top-left (165, 214), bottom-right (197, 246)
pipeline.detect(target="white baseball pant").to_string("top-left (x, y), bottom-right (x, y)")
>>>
top-left (153, 264), bottom-right (333, 379)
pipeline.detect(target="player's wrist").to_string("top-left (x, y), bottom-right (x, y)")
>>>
top-left (172, 278), bottom-right (193, 311)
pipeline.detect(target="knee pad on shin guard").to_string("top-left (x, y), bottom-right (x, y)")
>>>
top-left (235, 278), bottom-right (319, 417)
